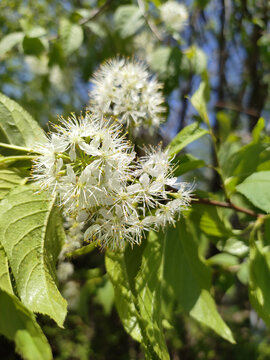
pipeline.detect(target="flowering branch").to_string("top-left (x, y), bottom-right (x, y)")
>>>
top-left (192, 197), bottom-right (265, 219)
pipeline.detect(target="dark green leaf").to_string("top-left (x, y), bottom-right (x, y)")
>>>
top-left (164, 218), bottom-right (235, 343)
top-left (22, 36), bottom-right (45, 56)
top-left (173, 154), bottom-right (206, 176)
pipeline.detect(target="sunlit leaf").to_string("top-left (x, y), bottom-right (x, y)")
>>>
top-left (114, 5), bottom-right (144, 38)
top-left (0, 185), bottom-right (67, 327)
top-left (0, 93), bottom-right (45, 149)
top-left (0, 168), bottom-right (26, 200)
top-left (0, 288), bottom-right (52, 360)
top-left (167, 122), bottom-right (209, 157)
top-left (0, 32), bottom-right (24, 57)
top-left (59, 18), bottom-right (84, 55)
top-left (236, 171), bottom-right (270, 213)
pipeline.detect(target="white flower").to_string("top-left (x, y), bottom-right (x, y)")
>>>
top-left (32, 113), bottom-right (192, 250)
top-left (88, 58), bottom-right (165, 134)
top-left (160, 1), bottom-right (188, 32)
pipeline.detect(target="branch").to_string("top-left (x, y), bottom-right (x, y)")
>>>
top-left (137, 0), bottom-right (163, 42)
top-left (192, 197), bottom-right (264, 219)
top-left (79, 0), bottom-right (113, 25)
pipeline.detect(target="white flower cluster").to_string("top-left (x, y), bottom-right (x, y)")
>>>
top-left (32, 113), bottom-right (191, 250)
top-left (159, 1), bottom-right (188, 33)
top-left (88, 58), bottom-right (165, 135)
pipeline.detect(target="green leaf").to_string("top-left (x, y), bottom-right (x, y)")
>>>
top-left (216, 111), bottom-right (231, 141)
top-left (249, 241), bottom-right (270, 327)
top-left (252, 117), bottom-right (265, 142)
top-left (0, 168), bottom-right (27, 200)
top-left (164, 218), bottom-right (235, 343)
top-left (190, 81), bottom-right (210, 124)
top-left (59, 19), bottom-right (84, 55)
top-left (105, 249), bottom-right (142, 343)
top-left (183, 46), bottom-right (207, 75)
top-left (114, 5), bottom-right (144, 38)
top-left (0, 288), bottom-right (52, 360)
top-left (206, 253), bottom-right (239, 267)
top-left (0, 92), bottom-right (45, 149)
top-left (221, 143), bottom-right (270, 193)
top-left (0, 245), bottom-right (13, 294)
top-left (222, 238), bottom-right (249, 257)
top-left (22, 36), bottom-right (45, 56)
top-left (149, 47), bottom-right (172, 77)
top-left (199, 205), bottom-right (232, 238)
top-left (236, 171), bottom-right (270, 213)
top-left (167, 122), bottom-right (209, 157)
top-left (129, 231), bottom-right (169, 359)
top-left (0, 32), bottom-right (24, 57)
top-left (173, 154), bottom-right (205, 176)
top-left (0, 185), bottom-right (67, 327)
top-left (106, 232), bottom-right (170, 359)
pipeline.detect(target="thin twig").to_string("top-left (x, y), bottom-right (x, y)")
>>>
top-left (192, 197), bottom-right (265, 219)
top-left (79, 0), bottom-right (113, 25)
top-left (137, 0), bottom-right (163, 42)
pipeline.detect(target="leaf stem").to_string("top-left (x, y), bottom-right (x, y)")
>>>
top-left (0, 142), bottom-right (33, 153)
top-left (0, 155), bottom-right (37, 164)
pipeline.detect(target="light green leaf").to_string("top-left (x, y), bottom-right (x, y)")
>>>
top-left (149, 47), bottom-right (172, 77)
top-left (0, 92), bottom-right (45, 149)
top-left (0, 185), bottom-right (67, 327)
top-left (59, 19), bottom-right (84, 55)
top-left (190, 81), bottom-right (210, 124)
top-left (183, 46), bottom-right (207, 75)
top-left (236, 171), bottom-right (270, 213)
top-left (130, 231), bottom-right (169, 359)
top-left (0, 288), bottom-right (52, 360)
top-left (222, 238), bottom-right (249, 257)
top-left (105, 249), bottom-right (142, 343)
top-left (0, 245), bottom-right (13, 294)
top-left (167, 122), bottom-right (209, 157)
top-left (206, 253), bottom-right (239, 267)
top-left (114, 5), bottom-right (144, 38)
top-left (106, 232), bottom-right (170, 359)
top-left (249, 241), bottom-right (270, 327)
top-left (190, 289), bottom-right (235, 343)
top-left (0, 168), bottom-right (27, 200)
top-left (0, 32), bottom-right (24, 57)
top-left (164, 218), bottom-right (235, 343)
top-left (252, 117), bottom-right (264, 142)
